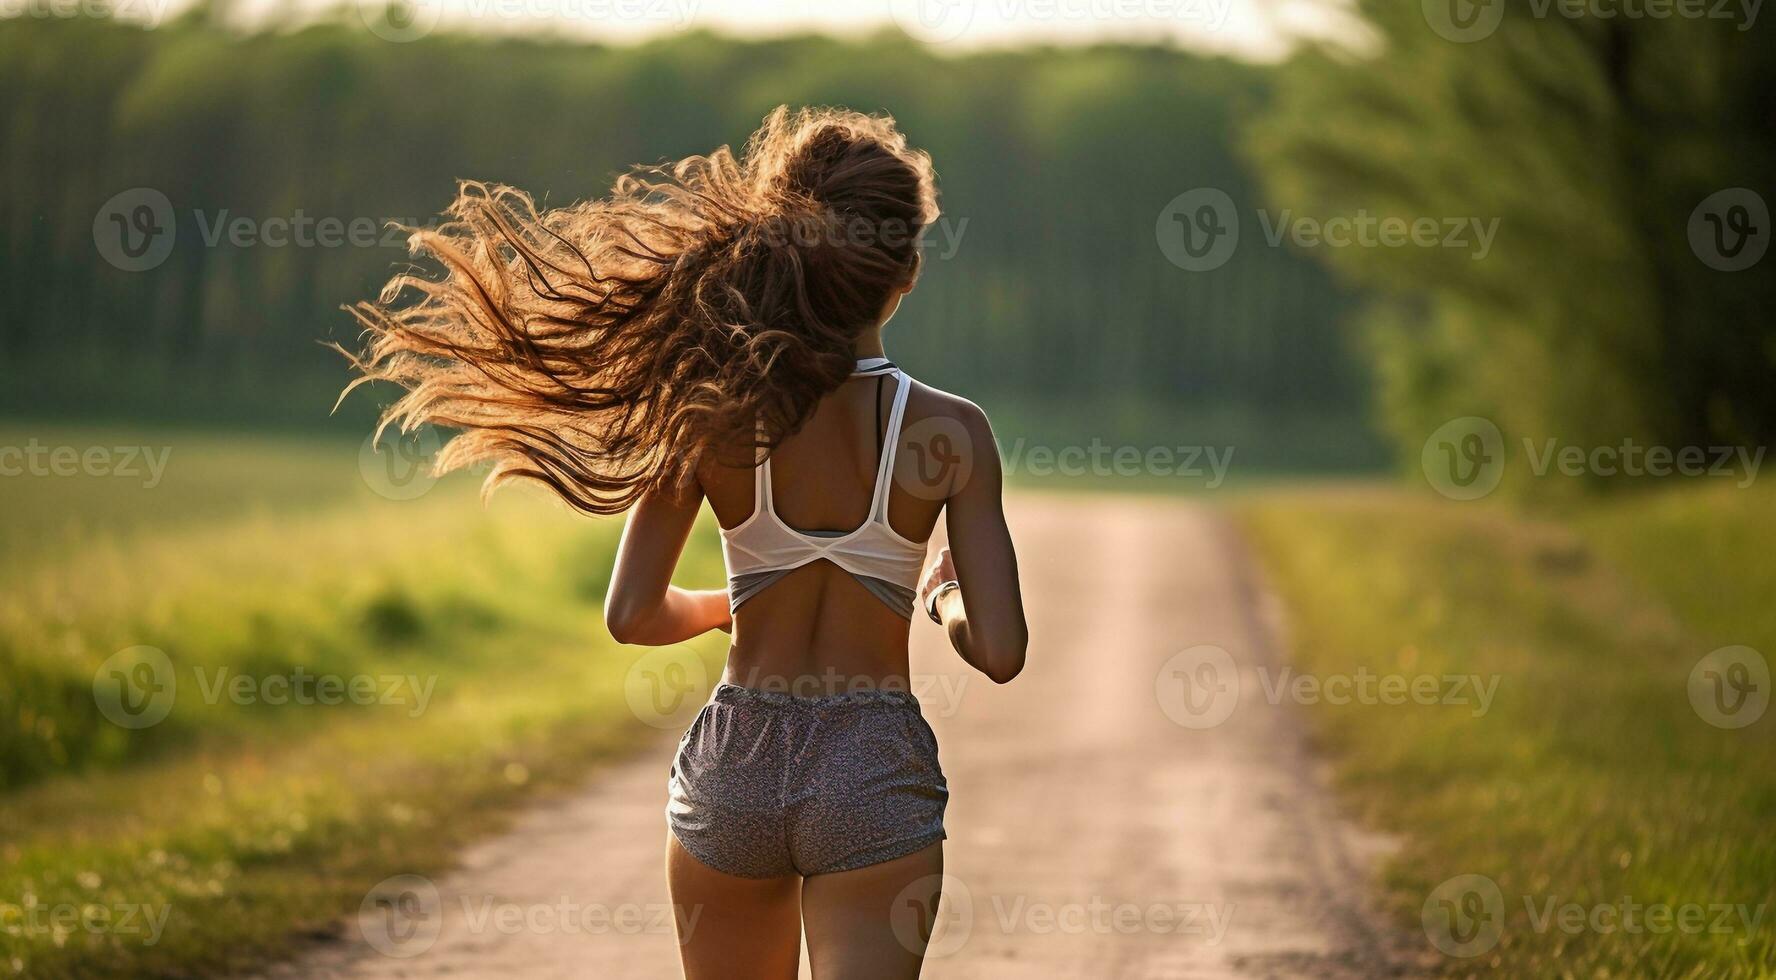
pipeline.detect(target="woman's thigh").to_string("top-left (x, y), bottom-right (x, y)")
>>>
top-left (666, 833), bottom-right (803, 980)
top-left (801, 842), bottom-right (945, 980)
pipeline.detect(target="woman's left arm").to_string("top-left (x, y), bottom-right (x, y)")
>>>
top-left (603, 484), bottom-right (731, 645)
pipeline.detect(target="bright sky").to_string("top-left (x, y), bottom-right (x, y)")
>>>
top-left (204, 0), bottom-right (1351, 61)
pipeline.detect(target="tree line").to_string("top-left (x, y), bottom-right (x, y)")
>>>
top-left (1248, 0), bottom-right (1774, 488)
top-left (0, 10), bottom-right (1375, 468)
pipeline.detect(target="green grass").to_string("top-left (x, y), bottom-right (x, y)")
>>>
top-left (1237, 484), bottom-right (1776, 978)
top-left (0, 426), bottom-right (724, 977)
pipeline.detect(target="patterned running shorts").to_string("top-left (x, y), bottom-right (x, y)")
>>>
top-left (667, 682), bottom-right (949, 878)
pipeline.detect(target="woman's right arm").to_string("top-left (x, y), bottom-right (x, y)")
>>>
top-left (919, 403), bottom-right (1027, 684)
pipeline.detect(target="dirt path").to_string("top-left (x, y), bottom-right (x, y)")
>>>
top-left (273, 494), bottom-right (1412, 978)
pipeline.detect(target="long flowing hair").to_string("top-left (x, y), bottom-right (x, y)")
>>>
top-left (337, 106), bottom-right (938, 514)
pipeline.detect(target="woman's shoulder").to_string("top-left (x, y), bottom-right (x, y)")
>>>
top-left (898, 376), bottom-right (999, 479)
top-left (902, 376), bottom-right (994, 431)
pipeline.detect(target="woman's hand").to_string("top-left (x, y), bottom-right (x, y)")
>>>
top-left (921, 401), bottom-right (1026, 684)
top-left (920, 547), bottom-right (960, 621)
top-left (607, 488), bottom-right (734, 646)
top-left (707, 590), bottom-right (733, 634)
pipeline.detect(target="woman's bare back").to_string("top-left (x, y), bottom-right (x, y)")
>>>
top-left (699, 371), bottom-right (969, 691)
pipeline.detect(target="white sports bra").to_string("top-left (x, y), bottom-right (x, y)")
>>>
top-left (719, 357), bottom-right (930, 619)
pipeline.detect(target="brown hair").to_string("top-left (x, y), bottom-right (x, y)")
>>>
top-left (338, 106), bottom-right (938, 514)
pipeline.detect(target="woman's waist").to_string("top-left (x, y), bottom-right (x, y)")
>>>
top-left (720, 646), bottom-right (915, 704)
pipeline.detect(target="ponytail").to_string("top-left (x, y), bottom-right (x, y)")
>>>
top-left (338, 106), bottom-right (938, 515)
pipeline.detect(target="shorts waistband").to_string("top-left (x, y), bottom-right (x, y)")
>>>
top-left (711, 681), bottom-right (922, 712)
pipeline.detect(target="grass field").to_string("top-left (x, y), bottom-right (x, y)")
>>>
top-left (1238, 485), bottom-right (1776, 978)
top-left (0, 425), bottom-right (724, 977)
top-left (10, 422), bottom-right (1772, 977)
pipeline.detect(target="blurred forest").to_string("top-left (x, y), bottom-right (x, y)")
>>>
top-left (4, 4), bottom-right (1769, 477)
top-left (1251, 0), bottom-right (1775, 468)
top-left (0, 8), bottom-right (1377, 469)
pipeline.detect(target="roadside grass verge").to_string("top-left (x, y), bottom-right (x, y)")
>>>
top-left (1, 429), bottom-right (724, 977)
top-left (1237, 485), bottom-right (1776, 978)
